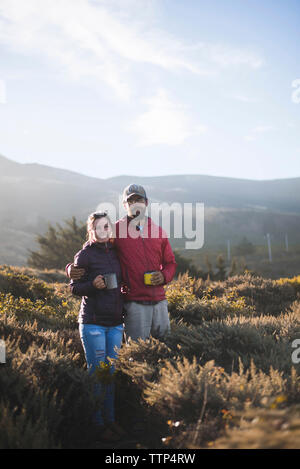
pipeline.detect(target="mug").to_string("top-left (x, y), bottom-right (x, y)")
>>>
top-left (144, 271), bottom-right (156, 286)
top-left (103, 273), bottom-right (118, 289)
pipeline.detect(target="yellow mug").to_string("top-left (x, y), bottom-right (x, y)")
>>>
top-left (144, 271), bottom-right (156, 285)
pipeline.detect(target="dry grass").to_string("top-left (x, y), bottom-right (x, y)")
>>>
top-left (1, 265), bottom-right (300, 448)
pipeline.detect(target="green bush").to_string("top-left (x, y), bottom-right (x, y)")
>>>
top-left (0, 401), bottom-right (59, 449)
top-left (0, 265), bottom-right (63, 306)
top-left (211, 405), bottom-right (300, 449)
top-left (0, 293), bottom-right (76, 329)
top-left (0, 264), bottom-right (105, 449)
top-left (166, 315), bottom-right (300, 374)
top-left (0, 326), bottom-right (101, 449)
top-left (207, 272), bottom-right (299, 315)
top-left (2, 264), bottom-right (300, 449)
top-left (168, 295), bottom-right (256, 324)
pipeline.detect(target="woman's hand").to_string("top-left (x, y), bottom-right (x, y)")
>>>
top-left (92, 275), bottom-right (106, 289)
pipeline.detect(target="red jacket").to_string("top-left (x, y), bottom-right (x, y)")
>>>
top-left (115, 216), bottom-right (177, 302)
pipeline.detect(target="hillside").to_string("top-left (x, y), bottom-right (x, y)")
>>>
top-left (1, 154), bottom-right (300, 266)
top-left (1, 264), bottom-right (300, 449)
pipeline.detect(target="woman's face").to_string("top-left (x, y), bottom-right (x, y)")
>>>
top-left (94, 217), bottom-right (112, 243)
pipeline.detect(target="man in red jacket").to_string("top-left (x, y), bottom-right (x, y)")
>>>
top-left (67, 183), bottom-right (177, 342)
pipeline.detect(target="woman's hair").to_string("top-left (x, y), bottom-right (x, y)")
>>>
top-left (86, 211), bottom-right (112, 244)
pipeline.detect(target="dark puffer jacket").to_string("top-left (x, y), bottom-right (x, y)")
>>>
top-left (70, 240), bottom-right (123, 327)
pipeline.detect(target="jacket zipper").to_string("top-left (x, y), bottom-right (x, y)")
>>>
top-left (141, 232), bottom-right (156, 303)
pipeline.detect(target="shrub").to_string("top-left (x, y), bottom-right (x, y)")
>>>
top-left (168, 295), bottom-right (256, 324)
top-left (165, 274), bottom-right (196, 312)
top-left (0, 330), bottom-right (101, 449)
top-left (276, 275), bottom-right (300, 294)
top-left (2, 264), bottom-right (300, 449)
top-left (0, 400), bottom-right (59, 449)
top-left (0, 265), bottom-right (62, 306)
top-left (0, 293), bottom-right (76, 329)
top-left (168, 314), bottom-right (300, 374)
top-left (204, 272), bottom-right (299, 315)
top-left (211, 405), bottom-right (300, 449)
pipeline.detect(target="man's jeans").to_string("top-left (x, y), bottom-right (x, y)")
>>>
top-left (124, 299), bottom-right (170, 342)
top-left (79, 323), bottom-right (123, 426)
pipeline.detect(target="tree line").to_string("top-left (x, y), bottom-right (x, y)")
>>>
top-left (27, 217), bottom-right (252, 281)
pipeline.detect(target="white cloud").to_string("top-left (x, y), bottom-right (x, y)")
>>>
top-left (230, 94), bottom-right (259, 103)
top-left (0, 79), bottom-right (6, 104)
top-left (291, 78), bottom-right (300, 104)
top-left (244, 125), bottom-right (275, 142)
top-left (129, 89), bottom-right (207, 146)
top-left (0, 0), bottom-right (265, 146)
top-left (185, 42), bottom-right (263, 69)
top-left (0, 0), bottom-right (264, 101)
top-left (252, 125), bottom-right (274, 133)
top-left (207, 43), bottom-right (263, 69)
top-left (0, 0), bottom-right (132, 99)
top-left (244, 135), bottom-right (256, 142)
top-left (0, 0), bottom-right (211, 101)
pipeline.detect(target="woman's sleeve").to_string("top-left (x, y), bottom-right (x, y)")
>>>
top-left (65, 263), bottom-right (72, 277)
top-left (69, 250), bottom-right (97, 297)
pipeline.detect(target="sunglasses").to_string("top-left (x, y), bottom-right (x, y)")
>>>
top-left (91, 212), bottom-right (108, 219)
top-left (127, 197), bottom-right (146, 205)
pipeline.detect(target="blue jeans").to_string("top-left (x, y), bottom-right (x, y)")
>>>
top-left (79, 323), bottom-right (123, 426)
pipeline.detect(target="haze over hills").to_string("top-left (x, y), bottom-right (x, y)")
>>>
top-left (1, 154), bottom-right (300, 266)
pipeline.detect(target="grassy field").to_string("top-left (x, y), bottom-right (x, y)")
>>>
top-left (181, 243), bottom-right (300, 280)
top-left (1, 264), bottom-right (300, 449)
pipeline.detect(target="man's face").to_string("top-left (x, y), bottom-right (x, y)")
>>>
top-left (125, 195), bottom-right (147, 217)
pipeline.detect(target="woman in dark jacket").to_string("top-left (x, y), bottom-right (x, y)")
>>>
top-left (70, 211), bottom-right (124, 442)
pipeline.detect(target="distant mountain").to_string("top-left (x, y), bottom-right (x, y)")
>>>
top-left (106, 174), bottom-right (300, 214)
top-left (1, 154), bottom-right (300, 266)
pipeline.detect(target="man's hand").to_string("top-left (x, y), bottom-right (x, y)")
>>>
top-left (67, 263), bottom-right (86, 280)
top-left (151, 271), bottom-right (165, 286)
top-left (92, 275), bottom-right (106, 290)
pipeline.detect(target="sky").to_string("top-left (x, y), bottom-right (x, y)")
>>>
top-left (0, 0), bottom-right (299, 181)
